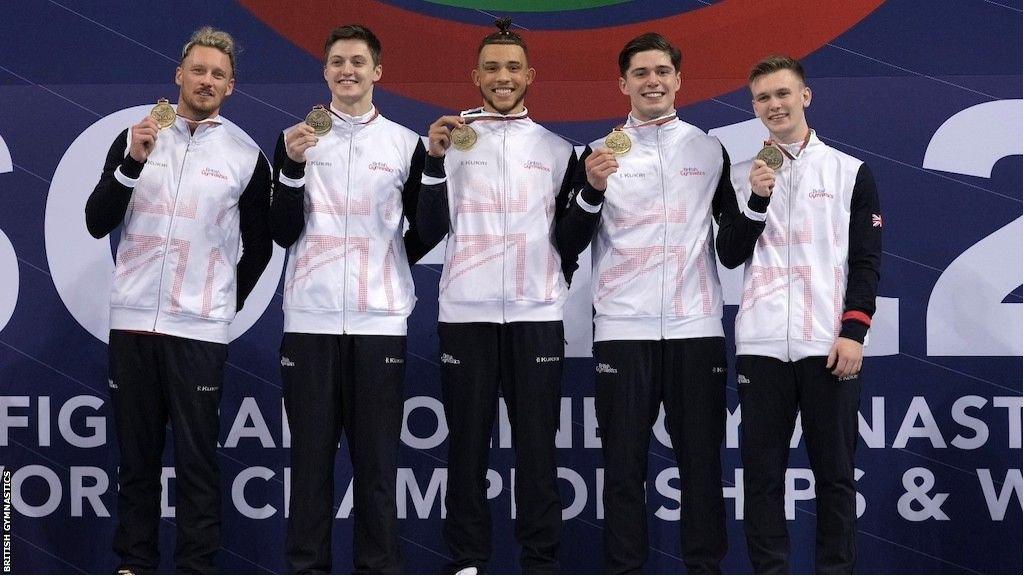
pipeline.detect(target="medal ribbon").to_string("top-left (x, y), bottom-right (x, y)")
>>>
top-left (176, 116), bottom-right (222, 127)
top-left (171, 102), bottom-right (222, 128)
top-left (459, 107), bottom-right (529, 123)
top-left (325, 104), bottom-right (380, 125)
top-left (614, 112), bottom-right (678, 133)
top-left (174, 113), bottom-right (222, 134)
top-left (765, 128), bottom-right (812, 160)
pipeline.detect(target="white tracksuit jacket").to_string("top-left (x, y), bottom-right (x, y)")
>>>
top-left (418, 111), bottom-right (576, 324)
top-left (730, 131), bottom-right (882, 361)
top-left (271, 106), bottom-right (429, 336)
top-left (569, 116), bottom-right (766, 342)
top-left (86, 114), bottom-right (272, 344)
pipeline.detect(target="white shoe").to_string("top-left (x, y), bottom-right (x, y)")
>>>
top-left (454, 568), bottom-right (478, 575)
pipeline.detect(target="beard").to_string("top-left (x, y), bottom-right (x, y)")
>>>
top-left (178, 90), bottom-right (223, 121)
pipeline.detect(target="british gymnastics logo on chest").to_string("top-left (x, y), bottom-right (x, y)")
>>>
top-left (809, 188), bottom-right (833, 199)
top-left (680, 167), bottom-right (706, 177)
top-left (369, 161), bottom-right (396, 173)
top-left (523, 160), bottom-right (551, 172)
top-left (201, 167), bottom-right (228, 181)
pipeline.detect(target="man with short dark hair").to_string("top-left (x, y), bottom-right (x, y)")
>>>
top-left (85, 26), bottom-right (272, 575)
top-left (270, 23), bottom-right (434, 574)
top-left (731, 54), bottom-right (882, 574)
top-left (557, 32), bottom-right (767, 574)
top-left (418, 17), bottom-right (577, 575)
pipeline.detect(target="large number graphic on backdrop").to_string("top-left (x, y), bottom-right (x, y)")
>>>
top-left (924, 100), bottom-right (1022, 356)
top-left (0, 134), bottom-right (17, 333)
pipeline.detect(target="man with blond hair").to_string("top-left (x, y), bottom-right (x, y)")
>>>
top-left (85, 26), bottom-right (271, 574)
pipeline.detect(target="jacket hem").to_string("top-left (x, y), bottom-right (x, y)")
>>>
top-left (110, 307), bottom-right (230, 344)
top-left (736, 338), bottom-right (834, 362)
top-left (594, 315), bottom-right (724, 342)
top-left (283, 309), bottom-right (409, 336)
top-left (438, 299), bottom-right (564, 323)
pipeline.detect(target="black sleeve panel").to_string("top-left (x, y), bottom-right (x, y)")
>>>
top-left (268, 132), bottom-right (307, 249)
top-left (85, 129), bottom-right (141, 238)
top-left (552, 148), bottom-right (582, 284)
top-left (553, 148), bottom-right (579, 225)
top-left (416, 154), bottom-right (451, 249)
top-left (402, 140), bottom-right (438, 265)
top-left (713, 145), bottom-right (769, 269)
top-left (554, 146), bottom-right (602, 284)
top-left (236, 153), bottom-right (274, 312)
top-left (839, 162), bottom-right (882, 342)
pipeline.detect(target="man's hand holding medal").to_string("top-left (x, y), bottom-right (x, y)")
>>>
top-left (749, 141), bottom-right (782, 197)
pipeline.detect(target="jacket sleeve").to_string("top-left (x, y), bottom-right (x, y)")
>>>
top-left (713, 145), bottom-right (769, 269)
top-left (554, 146), bottom-right (602, 284)
top-left (402, 139), bottom-right (438, 265)
top-left (416, 153), bottom-right (451, 249)
top-left (85, 128), bottom-right (144, 238)
top-left (269, 132), bottom-right (307, 248)
top-left (553, 148), bottom-right (579, 224)
top-left (839, 162), bottom-right (882, 343)
top-left (551, 148), bottom-right (581, 283)
top-left (236, 153), bottom-right (274, 311)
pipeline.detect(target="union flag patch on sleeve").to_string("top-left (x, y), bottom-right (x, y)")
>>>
top-left (872, 214), bottom-right (883, 227)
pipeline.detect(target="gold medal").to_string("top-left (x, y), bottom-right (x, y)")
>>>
top-left (756, 144), bottom-right (784, 170)
top-left (451, 124), bottom-right (478, 151)
top-left (150, 98), bottom-right (176, 130)
top-left (604, 130), bottom-right (632, 156)
top-left (305, 105), bottom-right (332, 137)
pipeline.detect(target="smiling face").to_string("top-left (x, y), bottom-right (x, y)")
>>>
top-left (750, 68), bottom-right (812, 144)
top-left (323, 38), bottom-right (382, 115)
top-left (175, 45), bottom-right (235, 121)
top-left (473, 43), bottom-right (534, 115)
top-left (619, 49), bottom-right (680, 121)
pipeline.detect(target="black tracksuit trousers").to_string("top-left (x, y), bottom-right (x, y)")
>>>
top-left (594, 337), bottom-right (729, 574)
top-left (737, 355), bottom-right (861, 575)
top-left (438, 321), bottom-right (565, 574)
top-left (109, 330), bottom-right (227, 575)
top-left (280, 333), bottom-right (407, 574)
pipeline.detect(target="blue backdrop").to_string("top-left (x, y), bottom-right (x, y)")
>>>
top-left (0, 1), bottom-right (1021, 573)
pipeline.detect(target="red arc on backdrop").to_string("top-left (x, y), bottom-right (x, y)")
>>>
top-left (239, 0), bottom-right (883, 121)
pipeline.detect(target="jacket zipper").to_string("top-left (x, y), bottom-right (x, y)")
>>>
top-left (785, 157), bottom-right (793, 361)
top-left (657, 128), bottom-right (669, 339)
top-left (342, 126), bottom-right (353, 334)
top-left (501, 124), bottom-right (508, 323)
top-left (153, 133), bottom-right (193, 331)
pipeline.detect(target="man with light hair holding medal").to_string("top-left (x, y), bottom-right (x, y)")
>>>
top-left (85, 26), bottom-right (272, 574)
top-left (731, 55), bottom-right (882, 574)
top-left (269, 24), bottom-right (435, 574)
top-left (417, 17), bottom-right (578, 575)
top-left (556, 32), bottom-right (768, 574)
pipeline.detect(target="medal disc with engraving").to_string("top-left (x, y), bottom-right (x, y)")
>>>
top-left (150, 98), bottom-right (176, 130)
top-left (756, 144), bottom-right (784, 170)
top-left (604, 130), bottom-right (632, 156)
top-left (451, 124), bottom-right (478, 151)
top-left (305, 105), bottom-right (332, 137)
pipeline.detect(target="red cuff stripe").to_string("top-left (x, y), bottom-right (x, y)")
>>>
top-left (842, 310), bottom-right (872, 326)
